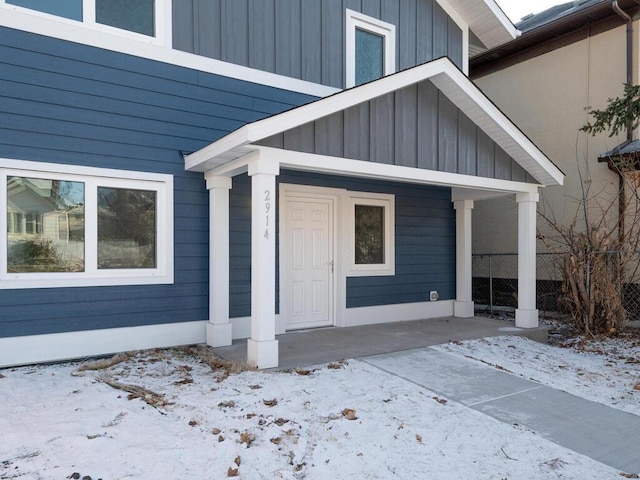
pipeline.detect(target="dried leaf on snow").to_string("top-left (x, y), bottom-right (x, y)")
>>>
top-left (227, 467), bottom-right (239, 477)
top-left (342, 408), bottom-right (357, 420)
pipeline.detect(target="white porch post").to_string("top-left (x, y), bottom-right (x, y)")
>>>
top-left (454, 200), bottom-right (474, 318)
top-left (205, 175), bottom-right (233, 347)
top-left (247, 153), bottom-right (280, 369)
top-left (515, 192), bottom-right (540, 328)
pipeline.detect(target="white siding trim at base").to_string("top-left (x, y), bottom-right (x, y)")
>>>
top-left (0, 321), bottom-right (207, 368)
top-left (343, 300), bottom-right (455, 327)
top-left (229, 301), bottom-right (455, 340)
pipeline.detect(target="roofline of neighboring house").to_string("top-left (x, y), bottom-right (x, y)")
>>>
top-left (471, 0), bottom-right (640, 79)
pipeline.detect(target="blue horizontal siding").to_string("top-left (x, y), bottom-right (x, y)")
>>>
top-left (0, 26), bottom-right (315, 338)
top-left (228, 170), bottom-right (455, 317)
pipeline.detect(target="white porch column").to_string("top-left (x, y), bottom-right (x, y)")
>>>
top-left (515, 192), bottom-right (540, 328)
top-left (205, 175), bottom-right (233, 347)
top-left (247, 153), bottom-right (280, 369)
top-left (454, 200), bottom-right (474, 318)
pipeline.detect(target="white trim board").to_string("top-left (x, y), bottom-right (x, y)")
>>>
top-left (0, 7), bottom-right (338, 99)
top-left (185, 58), bottom-right (563, 189)
top-left (227, 301), bottom-right (456, 340)
top-left (343, 300), bottom-right (455, 327)
top-left (0, 321), bottom-right (207, 368)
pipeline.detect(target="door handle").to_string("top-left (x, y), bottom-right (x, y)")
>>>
top-left (328, 260), bottom-right (334, 273)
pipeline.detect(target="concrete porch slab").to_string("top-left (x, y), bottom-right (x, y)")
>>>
top-left (212, 316), bottom-right (547, 370)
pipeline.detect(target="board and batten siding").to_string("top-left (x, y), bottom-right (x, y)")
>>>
top-left (0, 26), bottom-right (315, 338)
top-left (256, 79), bottom-right (536, 183)
top-left (228, 171), bottom-right (455, 317)
top-left (172, 0), bottom-right (464, 89)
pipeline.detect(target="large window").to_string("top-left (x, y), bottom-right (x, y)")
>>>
top-left (2, 160), bottom-right (173, 289)
top-left (346, 10), bottom-right (396, 88)
top-left (349, 193), bottom-right (395, 276)
top-left (5, 0), bottom-right (158, 38)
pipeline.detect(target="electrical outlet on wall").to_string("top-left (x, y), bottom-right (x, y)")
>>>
top-left (429, 291), bottom-right (439, 302)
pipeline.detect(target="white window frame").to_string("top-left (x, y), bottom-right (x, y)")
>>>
top-left (345, 9), bottom-right (396, 88)
top-left (347, 192), bottom-right (395, 277)
top-left (0, 0), bottom-right (168, 45)
top-left (0, 159), bottom-right (174, 289)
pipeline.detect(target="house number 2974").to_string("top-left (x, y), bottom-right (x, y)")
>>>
top-left (264, 189), bottom-right (271, 239)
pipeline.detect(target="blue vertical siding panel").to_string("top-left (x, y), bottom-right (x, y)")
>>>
top-left (221, 0), bottom-right (249, 65)
top-left (172, 0), bottom-right (195, 53)
top-left (399, 0), bottom-right (417, 71)
top-left (275, 0), bottom-right (302, 79)
top-left (0, 27), bottom-right (314, 338)
top-left (198, 0), bottom-right (222, 59)
top-left (432, 2), bottom-right (448, 59)
top-left (447, 18), bottom-right (463, 69)
top-left (300, 0), bottom-right (323, 83)
top-left (249, 0), bottom-right (276, 72)
top-left (315, 112), bottom-right (345, 158)
top-left (321, 0), bottom-right (343, 88)
top-left (394, 85), bottom-right (418, 167)
top-left (369, 94), bottom-right (395, 164)
top-left (417, 80), bottom-right (439, 170)
top-left (361, 0), bottom-right (381, 18)
top-left (438, 91), bottom-right (458, 172)
top-left (416, 0), bottom-right (434, 64)
top-left (343, 103), bottom-right (370, 160)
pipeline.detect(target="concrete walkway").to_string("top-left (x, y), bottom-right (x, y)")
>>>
top-left (363, 347), bottom-right (640, 474)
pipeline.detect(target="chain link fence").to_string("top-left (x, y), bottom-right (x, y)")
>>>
top-left (472, 252), bottom-right (640, 322)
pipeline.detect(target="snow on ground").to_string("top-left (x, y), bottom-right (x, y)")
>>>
top-left (433, 335), bottom-right (640, 416)
top-left (0, 343), bottom-right (632, 480)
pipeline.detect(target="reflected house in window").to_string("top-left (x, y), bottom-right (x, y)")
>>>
top-left (7, 176), bottom-right (85, 272)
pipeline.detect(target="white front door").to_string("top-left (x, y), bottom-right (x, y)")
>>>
top-left (282, 194), bottom-right (334, 330)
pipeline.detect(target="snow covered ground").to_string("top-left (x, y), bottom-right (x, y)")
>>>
top-left (1, 336), bottom-right (638, 479)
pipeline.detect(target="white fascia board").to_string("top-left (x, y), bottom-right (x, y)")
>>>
top-left (254, 146), bottom-right (540, 195)
top-left (445, 0), bottom-right (518, 49)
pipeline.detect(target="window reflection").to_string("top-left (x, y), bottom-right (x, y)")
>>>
top-left (98, 187), bottom-right (156, 269)
top-left (355, 204), bottom-right (385, 264)
top-left (355, 28), bottom-right (384, 86)
top-left (7, 176), bottom-right (85, 272)
top-left (96, 0), bottom-right (155, 36)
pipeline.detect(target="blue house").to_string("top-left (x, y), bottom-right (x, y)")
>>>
top-left (0, 0), bottom-right (563, 368)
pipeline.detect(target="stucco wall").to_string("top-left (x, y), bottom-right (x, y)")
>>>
top-left (472, 25), bottom-right (629, 254)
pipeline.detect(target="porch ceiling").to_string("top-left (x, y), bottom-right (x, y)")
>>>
top-left (185, 58), bottom-right (563, 189)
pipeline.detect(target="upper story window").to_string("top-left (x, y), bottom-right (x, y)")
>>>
top-left (346, 9), bottom-right (396, 88)
top-left (5, 0), bottom-right (157, 38)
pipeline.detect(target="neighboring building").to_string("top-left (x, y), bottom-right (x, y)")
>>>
top-left (0, 0), bottom-right (562, 369)
top-left (471, 0), bottom-right (640, 255)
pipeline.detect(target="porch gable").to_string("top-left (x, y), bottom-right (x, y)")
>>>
top-left (256, 78), bottom-right (536, 184)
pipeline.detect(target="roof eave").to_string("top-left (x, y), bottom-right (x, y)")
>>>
top-left (449, 0), bottom-right (519, 49)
